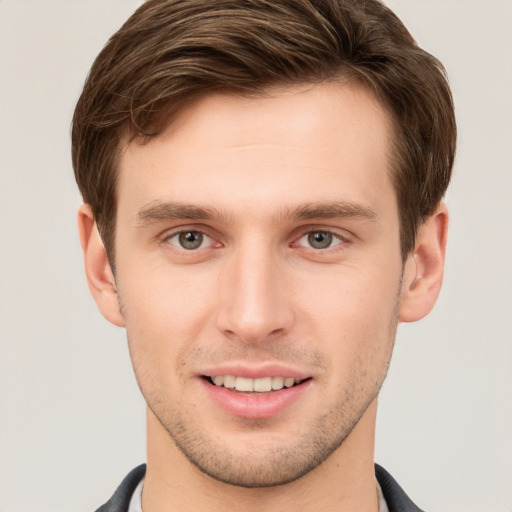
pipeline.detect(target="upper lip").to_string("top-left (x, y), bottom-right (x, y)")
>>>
top-left (199, 362), bottom-right (312, 380)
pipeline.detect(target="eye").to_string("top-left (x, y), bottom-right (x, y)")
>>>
top-left (296, 230), bottom-right (344, 250)
top-left (167, 230), bottom-right (212, 250)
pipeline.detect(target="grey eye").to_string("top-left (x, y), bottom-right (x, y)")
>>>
top-left (178, 231), bottom-right (204, 250)
top-left (307, 231), bottom-right (334, 249)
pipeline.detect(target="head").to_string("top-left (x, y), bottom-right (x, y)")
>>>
top-left (73, 0), bottom-right (455, 492)
top-left (72, 0), bottom-right (456, 266)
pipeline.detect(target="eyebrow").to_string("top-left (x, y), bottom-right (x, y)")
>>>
top-left (136, 200), bottom-right (378, 227)
top-left (286, 202), bottom-right (378, 223)
top-left (137, 201), bottom-right (231, 226)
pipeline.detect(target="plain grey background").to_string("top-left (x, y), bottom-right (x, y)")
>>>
top-left (0, 1), bottom-right (511, 511)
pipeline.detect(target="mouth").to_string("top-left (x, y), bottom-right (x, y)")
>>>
top-left (200, 371), bottom-right (313, 418)
top-left (203, 375), bottom-right (311, 393)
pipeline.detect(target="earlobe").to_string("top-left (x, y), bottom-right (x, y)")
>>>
top-left (399, 203), bottom-right (449, 323)
top-left (77, 204), bottom-right (125, 327)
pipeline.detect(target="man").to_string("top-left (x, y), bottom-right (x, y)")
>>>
top-left (72, 0), bottom-right (456, 510)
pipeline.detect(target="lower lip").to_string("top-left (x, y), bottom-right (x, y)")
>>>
top-left (201, 379), bottom-right (312, 419)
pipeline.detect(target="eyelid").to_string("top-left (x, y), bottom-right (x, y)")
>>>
top-left (292, 227), bottom-right (352, 247)
top-left (158, 224), bottom-right (352, 253)
top-left (168, 231), bottom-right (211, 249)
top-left (160, 225), bottom-right (222, 250)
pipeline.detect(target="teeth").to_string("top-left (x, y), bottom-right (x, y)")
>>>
top-left (284, 377), bottom-right (295, 388)
top-left (223, 375), bottom-right (236, 389)
top-left (210, 375), bottom-right (303, 392)
top-left (235, 376), bottom-right (253, 392)
top-left (254, 377), bottom-right (272, 392)
top-left (271, 376), bottom-right (284, 390)
top-left (212, 376), bottom-right (224, 386)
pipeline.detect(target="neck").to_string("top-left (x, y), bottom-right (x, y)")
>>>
top-left (142, 400), bottom-right (380, 512)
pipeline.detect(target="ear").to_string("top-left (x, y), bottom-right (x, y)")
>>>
top-left (77, 204), bottom-right (125, 327)
top-left (399, 203), bottom-right (449, 323)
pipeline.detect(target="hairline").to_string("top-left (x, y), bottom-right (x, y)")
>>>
top-left (102, 78), bottom-right (420, 268)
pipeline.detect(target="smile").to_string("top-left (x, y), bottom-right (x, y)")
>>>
top-left (207, 375), bottom-right (306, 392)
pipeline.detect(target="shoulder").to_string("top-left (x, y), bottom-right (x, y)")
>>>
top-left (375, 464), bottom-right (425, 512)
top-left (95, 464), bottom-right (147, 512)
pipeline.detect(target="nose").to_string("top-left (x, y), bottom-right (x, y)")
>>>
top-left (215, 243), bottom-right (295, 344)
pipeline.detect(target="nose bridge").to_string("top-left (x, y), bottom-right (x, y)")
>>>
top-left (217, 236), bottom-right (293, 342)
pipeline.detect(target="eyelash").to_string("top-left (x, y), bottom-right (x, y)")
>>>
top-left (161, 226), bottom-right (350, 254)
top-left (163, 229), bottom-right (218, 251)
top-left (292, 229), bottom-right (349, 251)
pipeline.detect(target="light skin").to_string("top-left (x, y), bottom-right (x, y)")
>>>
top-left (79, 82), bottom-right (448, 512)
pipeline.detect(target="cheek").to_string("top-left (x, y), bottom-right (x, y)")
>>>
top-left (296, 266), bottom-right (401, 357)
top-left (299, 264), bottom-right (399, 321)
top-left (120, 259), bottom-right (217, 329)
top-left (119, 264), bottom-right (219, 383)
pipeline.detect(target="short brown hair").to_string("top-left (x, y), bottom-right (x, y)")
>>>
top-left (72, 0), bottom-right (456, 262)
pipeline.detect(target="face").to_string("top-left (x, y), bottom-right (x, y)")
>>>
top-left (113, 82), bottom-right (404, 487)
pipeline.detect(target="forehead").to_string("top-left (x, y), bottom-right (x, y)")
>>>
top-left (117, 81), bottom-right (395, 219)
